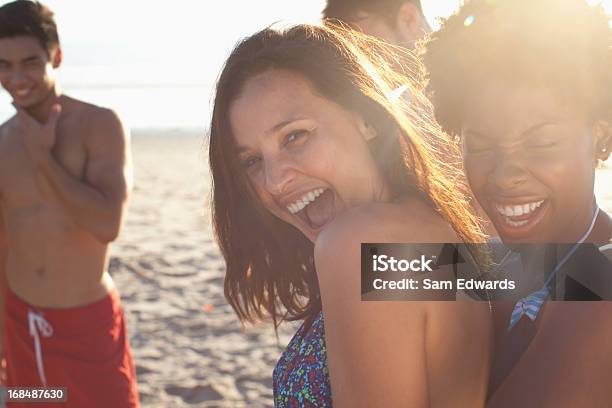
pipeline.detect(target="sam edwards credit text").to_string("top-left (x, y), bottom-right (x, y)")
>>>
top-left (372, 278), bottom-right (516, 291)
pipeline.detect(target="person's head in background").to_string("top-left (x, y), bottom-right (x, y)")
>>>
top-left (423, 0), bottom-right (612, 244)
top-left (209, 24), bottom-right (483, 326)
top-left (322, 0), bottom-right (431, 48)
top-left (0, 0), bottom-right (61, 113)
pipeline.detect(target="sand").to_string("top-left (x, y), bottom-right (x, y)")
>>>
top-left (108, 130), bottom-right (297, 408)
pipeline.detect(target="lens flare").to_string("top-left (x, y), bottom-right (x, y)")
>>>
top-left (464, 15), bottom-right (475, 26)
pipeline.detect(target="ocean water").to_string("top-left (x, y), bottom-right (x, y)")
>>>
top-left (1, 86), bottom-right (213, 130)
top-left (0, 63), bottom-right (215, 130)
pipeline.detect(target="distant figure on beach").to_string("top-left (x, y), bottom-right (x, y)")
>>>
top-left (423, 0), bottom-right (612, 405)
top-left (322, 0), bottom-right (431, 48)
top-left (209, 24), bottom-right (491, 407)
top-left (0, 1), bottom-right (138, 406)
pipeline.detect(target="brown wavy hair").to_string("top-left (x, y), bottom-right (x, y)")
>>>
top-left (209, 23), bottom-right (485, 327)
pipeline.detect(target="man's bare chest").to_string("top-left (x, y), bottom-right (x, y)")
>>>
top-left (0, 123), bottom-right (88, 202)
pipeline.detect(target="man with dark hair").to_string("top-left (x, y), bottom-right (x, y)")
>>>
top-left (424, 0), bottom-right (612, 406)
top-left (322, 0), bottom-right (431, 47)
top-left (0, 1), bottom-right (138, 406)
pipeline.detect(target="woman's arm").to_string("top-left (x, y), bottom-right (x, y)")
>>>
top-left (314, 202), bottom-right (491, 407)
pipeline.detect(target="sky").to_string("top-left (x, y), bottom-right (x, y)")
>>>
top-left (0, 0), bottom-right (610, 128)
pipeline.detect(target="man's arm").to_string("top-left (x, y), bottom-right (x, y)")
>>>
top-left (18, 107), bottom-right (132, 243)
top-left (41, 109), bottom-right (132, 243)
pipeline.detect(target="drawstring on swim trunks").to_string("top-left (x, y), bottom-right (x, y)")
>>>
top-left (28, 309), bottom-right (53, 387)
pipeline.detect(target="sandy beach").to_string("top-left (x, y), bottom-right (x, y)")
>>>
top-left (109, 130), bottom-right (297, 408)
top-left (108, 130), bottom-right (611, 407)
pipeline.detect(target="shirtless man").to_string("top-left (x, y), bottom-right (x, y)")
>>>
top-left (0, 1), bottom-right (138, 406)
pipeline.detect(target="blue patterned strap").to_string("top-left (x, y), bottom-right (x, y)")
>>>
top-left (506, 203), bottom-right (601, 331)
top-left (507, 287), bottom-right (549, 331)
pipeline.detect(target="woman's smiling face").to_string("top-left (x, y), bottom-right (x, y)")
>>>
top-left (462, 82), bottom-right (605, 243)
top-left (229, 68), bottom-right (391, 242)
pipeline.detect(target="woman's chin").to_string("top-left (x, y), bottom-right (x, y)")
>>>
top-left (299, 222), bottom-right (329, 243)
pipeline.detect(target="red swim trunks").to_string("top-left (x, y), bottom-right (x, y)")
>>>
top-left (3, 287), bottom-right (139, 407)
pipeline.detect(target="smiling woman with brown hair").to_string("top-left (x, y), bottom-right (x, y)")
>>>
top-left (209, 24), bottom-right (491, 407)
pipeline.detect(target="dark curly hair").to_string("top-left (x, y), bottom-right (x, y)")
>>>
top-left (422, 0), bottom-right (612, 137)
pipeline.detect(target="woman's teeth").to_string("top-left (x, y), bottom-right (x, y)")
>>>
top-left (494, 200), bottom-right (545, 228)
top-left (287, 188), bottom-right (325, 214)
top-left (506, 219), bottom-right (529, 227)
top-left (15, 88), bottom-right (31, 97)
top-left (495, 200), bottom-right (544, 217)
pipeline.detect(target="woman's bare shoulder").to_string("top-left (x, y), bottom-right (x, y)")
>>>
top-left (313, 199), bottom-right (490, 407)
top-left (315, 197), bottom-right (457, 259)
top-left (313, 197), bottom-right (459, 309)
